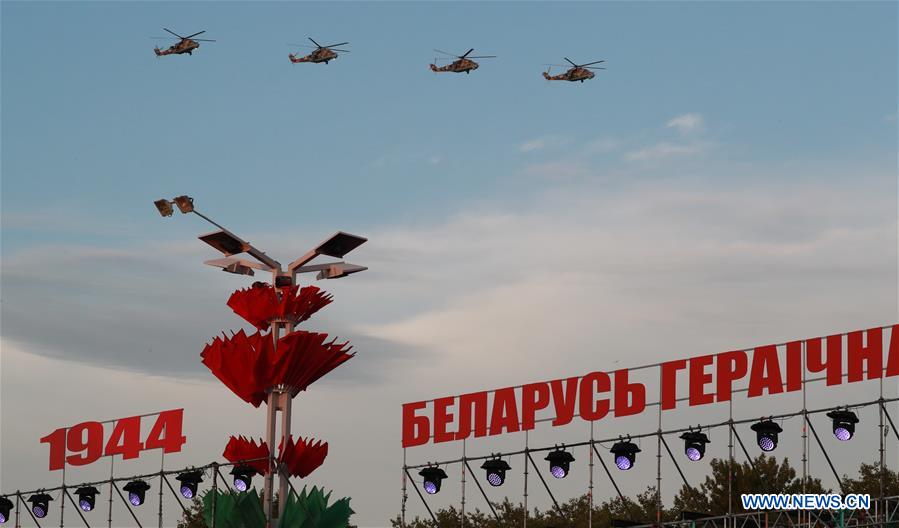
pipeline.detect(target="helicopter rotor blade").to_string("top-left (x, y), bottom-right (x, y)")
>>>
top-left (330, 48), bottom-right (350, 53)
top-left (564, 57), bottom-right (578, 67)
top-left (193, 39), bottom-right (216, 42)
top-left (321, 42), bottom-right (349, 49)
top-left (308, 37), bottom-right (323, 48)
top-left (184, 31), bottom-right (206, 39)
top-left (163, 28), bottom-right (184, 39)
top-left (580, 60), bottom-right (605, 67)
top-left (434, 49), bottom-right (460, 58)
top-left (460, 48), bottom-right (475, 58)
top-left (467, 55), bottom-right (496, 59)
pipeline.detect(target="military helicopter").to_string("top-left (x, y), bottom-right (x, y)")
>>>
top-left (288, 38), bottom-right (350, 64)
top-left (430, 48), bottom-right (495, 74)
top-left (542, 58), bottom-right (605, 82)
top-left (153, 28), bottom-right (215, 57)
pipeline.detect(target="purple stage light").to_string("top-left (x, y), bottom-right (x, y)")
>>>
top-left (129, 493), bottom-right (142, 507)
top-left (686, 447), bottom-right (702, 461)
top-left (423, 481), bottom-right (438, 495)
top-left (234, 478), bottom-right (248, 492)
top-left (181, 486), bottom-right (194, 499)
top-left (80, 499), bottom-right (92, 512)
top-left (487, 472), bottom-right (503, 486)
top-left (0, 512), bottom-right (6, 523)
top-left (615, 455), bottom-right (633, 470)
top-left (759, 436), bottom-right (775, 452)
top-left (550, 465), bottom-right (567, 479)
top-left (33, 506), bottom-right (47, 519)
top-left (834, 427), bottom-right (852, 441)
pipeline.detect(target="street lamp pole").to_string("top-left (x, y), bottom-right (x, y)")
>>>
top-left (155, 195), bottom-right (367, 526)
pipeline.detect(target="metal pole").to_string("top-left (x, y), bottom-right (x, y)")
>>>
top-left (402, 449), bottom-right (407, 528)
top-left (60, 465), bottom-right (65, 528)
top-left (880, 378), bottom-right (885, 524)
top-left (211, 463), bottom-right (218, 528)
top-left (461, 439), bottom-right (466, 528)
top-left (657, 368), bottom-right (663, 527)
top-left (264, 317), bottom-right (281, 528)
top-left (463, 460), bottom-right (499, 521)
top-left (589, 422), bottom-right (594, 528)
top-left (523, 431), bottom-right (528, 528)
top-left (728, 401), bottom-right (733, 527)
top-left (805, 417), bottom-right (845, 493)
top-left (802, 341), bottom-right (808, 495)
top-left (112, 482), bottom-right (143, 528)
top-left (526, 451), bottom-right (562, 514)
top-left (107, 458), bottom-right (114, 528)
top-left (278, 391), bottom-right (292, 519)
top-left (158, 452), bottom-right (164, 528)
top-left (404, 468), bottom-right (437, 523)
top-left (660, 435), bottom-right (690, 489)
top-left (64, 488), bottom-right (92, 528)
top-left (15, 491), bottom-right (21, 528)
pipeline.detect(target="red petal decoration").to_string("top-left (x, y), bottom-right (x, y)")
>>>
top-left (227, 284), bottom-right (333, 330)
top-left (201, 329), bottom-right (354, 406)
top-left (222, 436), bottom-right (270, 476)
top-left (278, 436), bottom-right (328, 478)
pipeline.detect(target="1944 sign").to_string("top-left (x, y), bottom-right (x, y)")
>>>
top-left (40, 409), bottom-right (187, 471)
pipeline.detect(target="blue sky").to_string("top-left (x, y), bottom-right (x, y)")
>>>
top-left (2, 2), bottom-right (897, 527)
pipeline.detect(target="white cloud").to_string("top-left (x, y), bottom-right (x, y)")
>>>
top-left (519, 137), bottom-right (547, 152)
top-left (666, 113), bottom-right (704, 134)
top-left (625, 141), bottom-right (706, 161)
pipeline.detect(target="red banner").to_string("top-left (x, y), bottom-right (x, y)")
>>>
top-left (402, 325), bottom-right (899, 447)
top-left (40, 409), bottom-right (186, 470)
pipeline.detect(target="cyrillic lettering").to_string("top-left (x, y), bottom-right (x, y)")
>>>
top-left (847, 328), bottom-right (882, 382)
top-left (807, 335), bottom-right (843, 385)
top-left (490, 388), bottom-right (520, 435)
top-left (432, 397), bottom-right (455, 443)
top-left (689, 354), bottom-right (715, 406)
top-left (888, 325), bottom-right (899, 377)
top-left (661, 359), bottom-right (687, 410)
top-left (455, 392), bottom-right (488, 440)
top-left (550, 378), bottom-right (579, 426)
top-left (402, 401), bottom-right (430, 448)
top-left (716, 351), bottom-right (748, 402)
top-left (579, 371), bottom-right (611, 421)
top-left (521, 383), bottom-right (550, 430)
top-left (785, 341), bottom-right (803, 392)
top-left (614, 369), bottom-right (646, 417)
top-left (748, 345), bottom-right (784, 397)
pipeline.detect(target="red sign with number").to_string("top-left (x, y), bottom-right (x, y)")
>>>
top-left (40, 409), bottom-right (187, 471)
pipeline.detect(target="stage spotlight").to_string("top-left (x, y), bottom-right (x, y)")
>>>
top-left (75, 487), bottom-right (99, 512)
top-left (176, 471), bottom-right (204, 499)
top-left (480, 458), bottom-right (511, 487)
top-left (230, 466), bottom-right (256, 492)
top-left (123, 480), bottom-right (150, 506)
top-left (826, 410), bottom-right (859, 441)
top-left (611, 440), bottom-right (641, 470)
top-left (679, 430), bottom-right (710, 461)
top-left (750, 420), bottom-right (782, 452)
top-left (28, 493), bottom-right (52, 519)
top-left (545, 449), bottom-right (575, 479)
top-left (418, 467), bottom-right (448, 495)
top-left (0, 497), bottom-right (13, 524)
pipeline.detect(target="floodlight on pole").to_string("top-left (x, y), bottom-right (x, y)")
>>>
top-left (153, 194), bottom-right (368, 526)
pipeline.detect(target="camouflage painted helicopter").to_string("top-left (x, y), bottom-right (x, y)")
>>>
top-left (288, 38), bottom-right (350, 64)
top-left (430, 48), bottom-right (495, 74)
top-left (153, 28), bottom-right (215, 57)
top-left (542, 58), bottom-right (606, 82)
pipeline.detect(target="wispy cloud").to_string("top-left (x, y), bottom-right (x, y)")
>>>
top-left (625, 141), bottom-right (706, 161)
top-left (666, 113), bottom-right (704, 134)
top-left (519, 137), bottom-right (548, 152)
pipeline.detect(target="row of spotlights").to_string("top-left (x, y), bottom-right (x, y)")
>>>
top-left (415, 411), bottom-right (861, 494)
top-left (0, 467), bottom-right (264, 523)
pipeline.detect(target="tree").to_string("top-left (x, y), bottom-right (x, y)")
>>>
top-left (672, 454), bottom-right (826, 514)
top-left (841, 462), bottom-right (899, 497)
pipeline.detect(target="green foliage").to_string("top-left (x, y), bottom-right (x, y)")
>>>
top-left (177, 487), bottom-right (354, 528)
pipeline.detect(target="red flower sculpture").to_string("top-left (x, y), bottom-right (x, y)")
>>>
top-left (223, 436), bottom-right (270, 476)
top-left (278, 436), bottom-right (328, 478)
top-left (201, 329), bottom-right (354, 407)
top-left (227, 284), bottom-right (333, 330)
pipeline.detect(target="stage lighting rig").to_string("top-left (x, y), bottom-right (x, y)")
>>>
top-left (545, 448), bottom-right (575, 479)
top-left (419, 466), bottom-right (448, 495)
top-left (28, 493), bottom-right (52, 519)
top-left (75, 487), bottom-right (99, 512)
top-left (751, 420), bottom-right (782, 452)
top-left (680, 430), bottom-right (710, 461)
top-left (827, 409), bottom-right (859, 441)
top-left (177, 470), bottom-right (204, 499)
top-left (480, 457), bottom-right (511, 487)
top-left (123, 480), bottom-right (150, 506)
top-left (611, 440), bottom-right (641, 470)
top-left (231, 465), bottom-right (257, 492)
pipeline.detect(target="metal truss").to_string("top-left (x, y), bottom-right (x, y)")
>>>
top-left (401, 397), bottom-right (899, 528)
